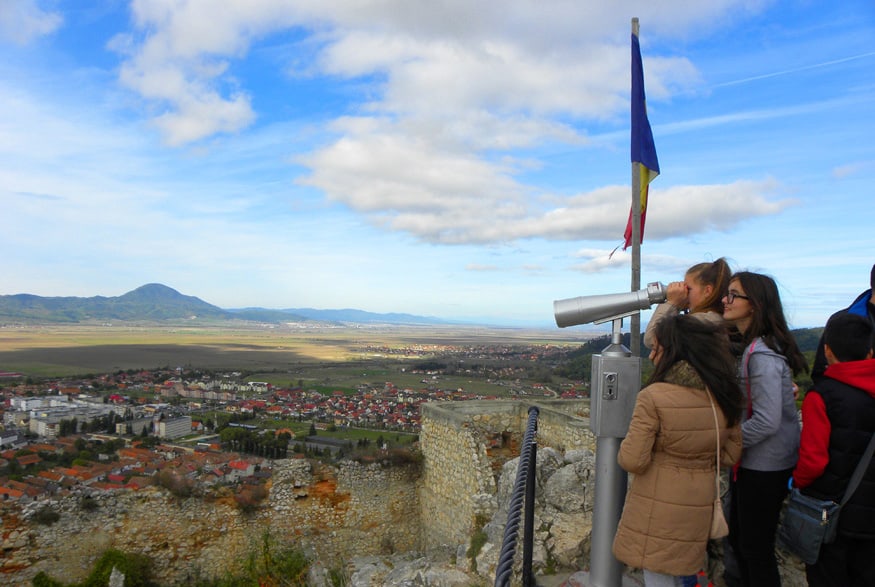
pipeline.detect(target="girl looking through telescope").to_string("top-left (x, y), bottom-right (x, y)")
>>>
top-left (644, 258), bottom-right (732, 350)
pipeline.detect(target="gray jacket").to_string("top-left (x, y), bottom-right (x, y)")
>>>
top-left (738, 337), bottom-right (800, 471)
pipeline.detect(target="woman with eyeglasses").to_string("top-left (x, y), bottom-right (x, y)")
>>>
top-left (644, 258), bottom-right (732, 350)
top-left (722, 272), bottom-right (807, 587)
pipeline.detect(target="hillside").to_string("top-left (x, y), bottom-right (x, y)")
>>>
top-left (0, 284), bottom-right (232, 323)
top-left (0, 284), bottom-right (448, 326)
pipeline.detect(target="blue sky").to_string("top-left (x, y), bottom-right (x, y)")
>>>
top-left (1, 0), bottom-right (873, 328)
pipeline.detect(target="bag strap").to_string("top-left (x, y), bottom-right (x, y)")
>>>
top-left (839, 432), bottom-right (875, 507)
top-left (742, 340), bottom-right (757, 419)
top-left (708, 391), bottom-right (721, 498)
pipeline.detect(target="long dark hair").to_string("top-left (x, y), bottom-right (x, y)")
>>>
top-left (649, 313), bottom-right (743, 426)
top-left (730, 271), bottom-right (808, 375)
top-left (687, 257), bottom-right (732, 314)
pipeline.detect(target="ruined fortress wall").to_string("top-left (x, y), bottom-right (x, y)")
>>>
top-left (0, 459), bottom-right (422, 585)
top-left (532, 400), bottom-right (594, 454)
top-left (2, 400), bottom-right (595, 584)
top-left (419, 400), bottom-right (594, 551)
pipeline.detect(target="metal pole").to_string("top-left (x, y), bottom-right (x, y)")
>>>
top-left (585, 321), bottom-right (632, 587)
top-left (522, 432), bottom-right (537, 587)
top-left (630, 16), bottom-right (642, 360)
top-left (589, 436), bottom-right (627, 586)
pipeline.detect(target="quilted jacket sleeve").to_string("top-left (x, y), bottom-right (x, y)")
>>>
top-left (618, 387), bottom-right (659, 475)
top-left (722, 423), bottom-right (742, 468)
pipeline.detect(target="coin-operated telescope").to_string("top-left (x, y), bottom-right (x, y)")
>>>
top-left (552, 282), bottom-right (666, 587)
top-left (554, 281), bottom-right (665, 436)
top-left (554, 281), bottom-right (667, 328)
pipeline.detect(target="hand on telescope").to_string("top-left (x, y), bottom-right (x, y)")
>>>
top-left (665, 281), bottom-right (690, 310)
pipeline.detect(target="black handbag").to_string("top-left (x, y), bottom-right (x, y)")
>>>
top-left (777, 433), bottom-right (875, 564)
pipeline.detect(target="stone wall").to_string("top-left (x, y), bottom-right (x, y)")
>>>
top-left (418, 400), bottom-right (594, 551)
top-left (0, 458), bottom-right (421, 585)
top-left (0, 399), bottom-right (810, 586)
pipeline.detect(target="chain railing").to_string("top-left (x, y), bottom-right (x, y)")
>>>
top-left (494, 405), bottom-right (540, 587)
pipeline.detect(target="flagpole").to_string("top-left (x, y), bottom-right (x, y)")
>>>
top-left (578, 18), bottom-right (653, 587)
top-left (630, 16), bottom-right (641, 358)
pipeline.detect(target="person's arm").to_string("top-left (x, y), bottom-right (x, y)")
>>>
top-left (643, 282), bottom-right (689, 349)
top-left (792, 391), bottom-right (830, 488)
top-left (740, 352), bottom-right (784, 448)
top-left (643, 302), bottom-right (676, 349)
top-left (618, 389), bottom-right (658, 475)
top-left (722, 423), bottom-right (742, 467)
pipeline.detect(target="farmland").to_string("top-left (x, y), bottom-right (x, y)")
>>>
top-left (0, 322), bottom-right (598, 381)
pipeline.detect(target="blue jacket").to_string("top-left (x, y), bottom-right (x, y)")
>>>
top-left (812, 289), bottom-right (875, 380)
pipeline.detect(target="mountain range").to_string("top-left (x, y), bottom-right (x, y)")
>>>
top-left (0, 283), bottom-right (450, 326)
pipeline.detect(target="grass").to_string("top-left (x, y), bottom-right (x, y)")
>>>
top-left (219, 415), bottom-right (417, 445)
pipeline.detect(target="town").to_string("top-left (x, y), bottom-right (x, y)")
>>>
top-left (0, 341), bottom-right (588, 508)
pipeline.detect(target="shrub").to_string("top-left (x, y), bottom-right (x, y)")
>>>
top-left (234, 484), bottom-right (268, 514)
top-left (328, 567), bottom-right (348, 587)
top-left (81, 549), bottom-right (155, 587)
top-left (466, 529), bottom-right (489, 572)
top-left (156, 469), bottom-right (194, 499)
top-left (31, 548), bottom-right (155, 587)
top-left (32, 572), bottom-right (64, 587)
top-left (80, 495), bottom-right (99, 512)
top-left (32, 506), bottom-right (60, 526)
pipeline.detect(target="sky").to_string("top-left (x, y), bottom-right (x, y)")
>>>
top-left (1, 0), bottom-right (874, 329)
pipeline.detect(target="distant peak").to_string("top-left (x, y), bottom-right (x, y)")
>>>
top-left (122, 284), bottom-right (184, 298)
top-left (133, 283), bottom-right (178, 293)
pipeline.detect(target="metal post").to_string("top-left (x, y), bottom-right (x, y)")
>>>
top-left (588, 435), bottom-right (627, 586)
top-left (630, 16), bottom-right (642, 360)
top-left (581, 320), bottom-right (637, 587)
top-left (522, 432), bottom-right (537, 587)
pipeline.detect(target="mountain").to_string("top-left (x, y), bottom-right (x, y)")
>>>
top-left (0, 284), bottom-right (448, 326)
top-left (0, 283), bottom-right (228, 323)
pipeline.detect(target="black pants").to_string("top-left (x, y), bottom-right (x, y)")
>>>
top-left (728, 467), bottom-right (792, 587)
top-left (806, 534), bottom-right (875, 587)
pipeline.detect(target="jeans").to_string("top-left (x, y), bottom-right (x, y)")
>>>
top-left (643, 569), bottom-right (684, 587)
top-left (728, 467), bottom-right (792, 587)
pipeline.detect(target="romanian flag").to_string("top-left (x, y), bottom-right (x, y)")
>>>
top-left (623, 30), bottom-right (660, 250)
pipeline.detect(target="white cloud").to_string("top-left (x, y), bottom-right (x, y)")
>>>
top-left (104, 0), bottom-right (788, 256)
top-left (111, 0), bottom-right (737, 148)
top-left (832, 160), bottom-right (875, 179)
top-left (466, 264), bottom-right (499, 272)
top-left (299, 119), bottom-right (794, 245)
top-left (0, 0), bottom-right (62, 45)
top-left (643, 180), bottom-right (795, 238)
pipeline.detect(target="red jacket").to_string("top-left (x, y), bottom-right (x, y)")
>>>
top-left (793, 359), bottom-right (875, 488)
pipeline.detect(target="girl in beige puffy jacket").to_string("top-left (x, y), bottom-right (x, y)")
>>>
top-left (613, 313), bottom-right (744, 587)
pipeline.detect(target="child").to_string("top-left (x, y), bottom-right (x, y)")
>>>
top-left (791, 311), bottom-right (875, 586)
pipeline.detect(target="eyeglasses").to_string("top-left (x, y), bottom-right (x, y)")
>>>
top-left (725, 291), bottom-right (750, 304)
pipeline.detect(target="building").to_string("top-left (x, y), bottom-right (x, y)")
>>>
top-left (157, 416), bottom-right (192, 440)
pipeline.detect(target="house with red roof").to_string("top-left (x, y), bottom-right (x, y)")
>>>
top-left (15, 453), bottom-right (42, 468)
top-left (226, 460), bottom-right (255, 481)
top-left (0, 486), bottom-right (24, 501)
top-left (38, 470), bottom-right (64, 484)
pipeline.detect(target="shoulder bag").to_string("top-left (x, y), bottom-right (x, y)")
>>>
top-left (776, 432), bottom-right (875, 564)
top-left (707, 393), bottom-right (729, 539)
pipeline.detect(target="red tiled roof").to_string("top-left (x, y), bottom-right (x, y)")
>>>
top-left (15, 454), bottom-right (42, 466)
top-left (0, 486), bottom-right (24, 499)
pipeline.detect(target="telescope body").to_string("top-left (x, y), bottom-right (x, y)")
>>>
top-left (553, 282), bottom-right (666, 327)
